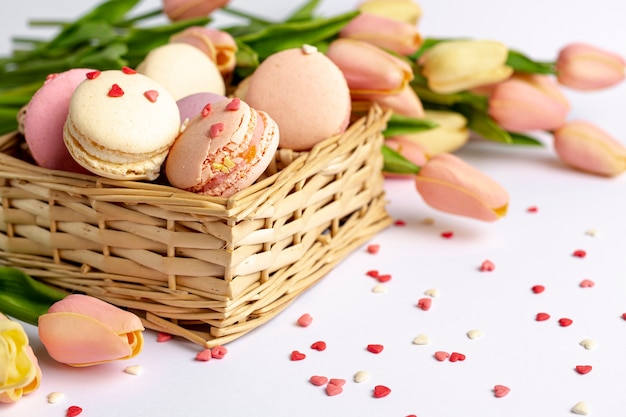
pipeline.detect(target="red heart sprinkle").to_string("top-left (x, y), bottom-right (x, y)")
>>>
top-left (441, 231), bottom-right (454, 238)
top-left (479, 260), bottom-right (495, 272)
top-left (572, 249), bottom-right (586, 258)
top-left (201, 103), bottom-right (212, 117)
top-left (394, 219), bottom-right (406, 226)
top-left (66, 406), bottom-right (83, 417)
top-left (326, 383), bottom-right (343, 396)
top-left (85, 70), bottom-right (101, 79)
top-left (290, 351), bottom-right (306, 361)
top-left (377, 274), bottom-right (392, 283)
top-left (156, 332), bottom-right (172, 342)
top-left (493, 385), bottom-right (510, 398)
top-left (209, 122), bottom-right (224, 138)
top-left (329, 378), bottom-right (346, 387)
top-left (121, 66), bottom-right (137, 74)
top-left (373, 385), bottom-right (391, 398)
top-left (366, 270), bottom-right (380, 278)
top-left (367, 244), bottom-right (380, 254)
top-left (310, 341), bottom-right (327, 351)
top-left (144, 90), bottom-right (158, 103)
top-left (226, 97), bottom-right (241, 111)
top-left (195, 349), bottom-right (212, 361)
top-left (622, 313), bottom-right (626, 320)
top-left (535, 312), bottom-right (550, 321)
top-left (367, 344), bottom-right (384, 354)
top-left (297, 313), bottom-right (313, 327)
top-left (579, 279), bottom-right (595, 288)
top-left (531, 285), bottom-right (545, 294)
top-left (434, 351), bottom-right (450, 361)
top-left (575, 365), bottom-right (592, 375)
top-left (108, 83), bottom-right (124, 97)
top-left (449, 352), bottom-right (466, 362)
top-left (309, 375), bottom-right (328, 386)
top-left (526, 206), bottom-right (538, 213)
top-left (211, 345), bottom-right (228, 359)
top-left (417, 297), bottom-right (432, 311)
top-left (559, 318), bottom-right (573, 327)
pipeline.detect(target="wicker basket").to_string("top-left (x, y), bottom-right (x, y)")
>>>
top-left (0, 105), bottom-right (392, 347)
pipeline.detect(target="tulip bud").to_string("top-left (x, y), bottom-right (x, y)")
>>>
top-left (394, 110), bottom-right (469, 155)
top-left (357, 0), bottom-right (423, 26)
top-left (339, 13), bottom-right (422, 56)
top-left (170, 27), bottom-right (237, 76)
top-left (553, 121), bottom-right (626, 176)
top-left (0, 314), bottom-right (41, 403)
top-left (556, 43), bottom-right (625, 91)
top-left (420, 40), bottom-right (513, 94)
top-left (415, 153), bottom-right (509, 222)
top-left (326, 38), bottom-right (413, 96)
top-left (488, 74), bottom-right (570, 132)
top-left (38, 294), bottom-right (145, 367)
top-left (162, 0), bottom-right (230, 21)
top-left (352, 84), bottom-right (424, 118)
top-left (384, 137), bottom-right (429, 178)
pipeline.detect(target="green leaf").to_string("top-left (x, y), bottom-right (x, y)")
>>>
top-left (412, 81), bottom-right (488, 110)
top-left (77, 42), bottom-right (128, 69)
top-left (506, 49), bottom-right (556, 74)
top-left (286, 0), bottom-right (322, 22)
top-left (0, 267), bottom-right (67, 325)
top-left (456, 103), bottom-right (513, 144)
top-left (45, 22), bottom-right (119, 56)
top-left (508, 132), bottom-right (545, 146)
top-left (381, 144), bottom-right (420, 175)
top-left (383, 113), bottom-right (438, 138)
top-left (75, 0), bottom-right (141, 25)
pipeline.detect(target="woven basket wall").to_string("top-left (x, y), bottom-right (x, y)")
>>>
top-left (0, 105), bottom-right (392, 347)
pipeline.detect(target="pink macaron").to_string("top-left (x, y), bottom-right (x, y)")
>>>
top-left (176, 91), bottom-right (227, 124)
top-left (165, 97), bottom-right (279, 197)
top-left (23, 68), bottom-right (96, 173)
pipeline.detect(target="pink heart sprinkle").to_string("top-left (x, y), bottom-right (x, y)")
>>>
top-left (209, 122), bottom-right (224, 138)
top-left (572, 249), bottom-right (587, 258)
top-left (367, 244), bottom-right (380, 254)
top-left (156, 332), bottom-right (172, 342)
top-left (367, 344), bottom-right (384, 354)
top-left (290, 351), bottom-right (306, 361)
top-left (441, 231), bottom-right (454, 239)
top-left (535, 312), bottom-right (550, 321)
top-left (449, 352), bottom-right (466, 362)
top-left (328, 378), bottom-right (346, 387)
top-left (297, 313), bottom-right (313, 327)
top-left (326, 384), bottom-right (343, 396)
top-left (434, 351), bottom-right (450, 361)
top-left (310, 341), bottom-right (327, 351)
top-left (526, 206), bottom-right (538, 213)
top-left (143, 90), bottom-right (158, 103)
top-left (195, 349), bottom-right (212, 362)
top-left (531, 285), bottom-right (545, 294)
top-left (579, 279), bottom-right (595, 288)
top-left (108, 83), bottom-right (124, 97)
top-left (309, 375), bottom-right (328, 386)
top-left (575, 365), bottom-right (592, 375)
top-left (479, 260), bottom-right (495, 272)
top-left (559, 318), bottom-right (573, 327)
top-left (417, 297), bottom-right (432, 311)
top-left (373, 385), bottom-right (391, 398)
top-left (201, 103), bottom-right (212, 117)
top-left (226, 97), bottom-right (241, 111)
top-left (493, 385), bottom-right (510, 398)
top-left (211, 345), bottom-right (228, 359)
top-left (66, 406), bottom-right (83, 417)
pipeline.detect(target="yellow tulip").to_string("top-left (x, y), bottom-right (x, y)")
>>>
top-left (357, 0), bottom-right (423, 26)
top-left (394, 110), bottom-right (469, 155)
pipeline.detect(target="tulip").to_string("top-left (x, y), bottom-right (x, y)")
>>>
top-left (420, 40), bottom-right (513, 94)
top-left (553, 121), bottom-right (626, 176)
top-left (38, 294), bottom-right (144, 367)
top-left (415, 153), bottom-right (509, 222)
top-left (488, 74), bottom-right (570, 132)
top-left (326, 38), bottom-right (413, 96)
top-left (170, 27), bottom-right (237, 76)
top-left (384, 137), bottom-right (429, 178)
top-left (394, 110), bottom-right (469, 155)
top-left (357, 0), bottom-right (423, 26)
top-left (556, 43), bottom-right (625, 91)
top-left (353, 84), bottom-right (424, 118)
top-left (0, 314), bottom-right (41, 403)
top-left (162, 0), bottom-right (230, 21)
top-left (339, 12), bottom-right (422, 56)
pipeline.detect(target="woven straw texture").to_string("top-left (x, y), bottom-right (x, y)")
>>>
top-left (0, 105), bottom-right (392, 347)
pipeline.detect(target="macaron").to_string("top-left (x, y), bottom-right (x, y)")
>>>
top-left (244, 45), bottom-right (352, 151)
top-left (165, 97), bottom-right (279, 197)
top-left (176, 91), bottom-right (227, 124)
top-left (23, 68), bottom-right (96, 173)
top-left (63, 68), bottom-right (181, 180)
top-left (136, 42), bottom-right (226, 100)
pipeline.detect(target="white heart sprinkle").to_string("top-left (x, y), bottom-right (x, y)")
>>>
top-left (424, 288), bottom-right (439, 297)
top-left (372, 284), bottom-right (387, 293)
top-left (47, 392), bottom-right (65, 404)
top-left (584, 229), bottom-right (597, 237)
top-left (412, 334), bottom-right (430, 345)
top-left (571, 401), bottom-right (590, 415)
top-left (467, 329), bottom-right (484, 340)
top-left (353, 370), bottom-right (370, 383)
top-left (579, 339), bottom-right (598, 350)
top-left (124, 365), bottom-right (143, 376)
top-left (301, 44), bottom-right (318, 54)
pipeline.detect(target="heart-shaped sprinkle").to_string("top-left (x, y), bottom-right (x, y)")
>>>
top-left (449, 352), bottom-right (466, 362)
top-left (366, 270), bottom-right (379, 278)
top-left (422, 217), bottom-right (435, 225)
top-left (622, 313), bottom-right (626, 321)
top-left (441, 231), bottom-right (454, 238)
top-left (211, 345), bottom-right (228, 359)
top-left (394, 219), bottom-right (406, 226)
top-left (579, 339), bottom-right (598, 350)
top-left (479, 260), bottom-right (495, 272)
top-left (367, 244), bottom-right (380, 254)
top-left (377, 274), bottom-right (392, 283)
top-left (559, 318), bottom-right (573, 327)
top-left (535, 312), bottom-right (550, 321)
top-left (526, 206), bottom-right (538, 213)
top-left (575, 365), bottom-right (592, 375)
top-left (121, 66), bottom-right (137, 74)
top-left (209, 122), bottom-right (224, 138)
top-left (531, 285), bottom-right (545, 294)
top-left (309, 375), bottom-right (328, 386)
top-left (417, 297), bottom-right (432, 311)
top-left (372, 284), bottom-right (387, 293)
top-left (123, 365), bottom-right (143, 375)
top-left (195, 349), bottom-right (212, 361)
top-left (373, 385), bottom-right (391, 398)
top-left (86, 70), bottom-right (101, 79)
top-left (412, 334), bottom-right (430, 345)
top-left (108, 83), bottom-right (124, 97)
top-left (310, 341), bottom-right (327, 351)
top-left (144, 90), bottom-right (159, 103)
top-left (572, 249), bottom-right (587, 258)
top-left (297, 313), bottom-right (313, 327)
top-left (201, 103), bottom-right (212, 117)
top-left (571, 401), bottom-right (590, 415)
top-left (585, 229), bottom-right (598, 237)
top-left (367, 344), bottom-right (384, 354)
top-left (325, 384), bottom-right (343, 396)
top-left (493, 385), bottom-right (510, 398)
top-left (66, 406), bottom-right (83, 417)
top-left (156, 332), bottom-right (172, 342)
top-left (467, 329), bottom-right (484, 340)
top-left (226, 97), bottom-right (241, 111)
top-left (579, 279), bottom-right (595, 288)
top-left (329, 378), bottom-right (346, 387)
top-left (301, 44), bottom-right (318, 54)
top-left (434, 351), bottom-right (449, 361)
top-left (424, 288), bottom-right (439, 297)
top-left (47, 392), bottom-right (65, 404)
top-left (353, 370), bottom-right (370, 383)
top-left (290, 350), bottom-right (306, 361)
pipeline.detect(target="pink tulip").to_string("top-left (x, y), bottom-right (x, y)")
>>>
top-left (488, 74), bottom-right (570, 132)
top-left (339, 12), bottom-right (422, 56)
top-left (38, 294), bottom-right (144, 367)
top-left (556, 43), bottom-right (625, 90)
top-left (384, 137), bottom-right (429, 178)
top-left (0, 314), bottom-right (41, 403)
top-left (415, 153), bottom-right (509, 222)
top-left (352, 84), bottom-right (424, 118)
top-left (162, 0), bottom-right (230, 21)
top-left (170, 26), bottom-right (237, 76)
top-left (553, 121), bottom-right (626, 176)
top-left (326, 38), bottom-right (413, 96)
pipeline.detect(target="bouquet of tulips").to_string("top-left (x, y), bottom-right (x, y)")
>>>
top-left (1, 0), bottom-right (625, 403)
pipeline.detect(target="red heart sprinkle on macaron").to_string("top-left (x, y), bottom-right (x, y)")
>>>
top-left (531, 285), bottom-right (545, 294)
top-left (434, 351), bottom-right (450, 361)
top-left (209, 122), bottom-right (224, 138)
top-left (373, 385), bottom-right (391, 398)
top-left (156, 332), bottom-right (172, 342)
top-left (493, 385), bottom-right (510, 398)
top-left (290, 350), bottom-right (306, 361)
top-left (226, 97), bottom-right (241, 111)
top-left (572, 249), bottom-right (586, 258)
top-left (326, 383), bottom-right (343, 396)
top-left (297, 313), bottom-right (313, 327)
top-left (211, 345), bottom-right (228, 359)
top-left (575, 365), bottom-right (592, 374)
top-left (108, 83), bottom-right (124, 97)
top-left (86, 70), bottom-right (101, 79)
top-left (66, 406), bottom-right (83, 417)
top-left (310, 341), bottom-right (327, 351)
top-left (195, 349), bottom-right (212, 362)
top-left (143, 90), bottom-right (159, 103)
top-left (417, 297), bottom-right (432, 311)
top-left (559, 318), bottom-right (573, 327)
top-left (535, 312), bottom-right (550, 321)
top-left (480, 260), bottom-right (495, 272)
top-left (367, 344), bottom-right (384, 354)
top-left (201, 103), bottom-right (212, 117)
top-left (309, 375), bottom-right (328, 386)
top-left (122, 66), bottom-right (137, 74)
top-left (441, 231), bottom-right (454, 238)
top-left (449, 352), bottom-right (466, 362)
top-left (579, 279), bottom-right (595, 288)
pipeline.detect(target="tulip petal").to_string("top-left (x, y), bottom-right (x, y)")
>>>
top-left (358, 0), bottom-right (423, 25)
top-left (340, 13), bottom-right (422, 56)
top-left (399, 110), bottom-right (469, 155)
top-left (352, 84), bottom-right (424, 118)
top-left (556, 43), bottom-right (625, 90)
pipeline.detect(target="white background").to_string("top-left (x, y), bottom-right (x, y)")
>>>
top-left (3, 1), bottom-right (626, 416)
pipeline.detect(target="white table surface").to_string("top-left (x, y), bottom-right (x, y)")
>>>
top-left (3, 1), bottom-right (626, 416)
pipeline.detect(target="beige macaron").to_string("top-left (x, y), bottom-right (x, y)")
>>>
top-left (244, 45), bottom-right (352, 151)
top-left (137, 42), bottom-right (225, 100)
top-left (63, 68), bottom-right (181, 180)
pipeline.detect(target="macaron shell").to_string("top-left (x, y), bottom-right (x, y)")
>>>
top-left (23, 68), bottom-right (95, 173)
top-left (176, 92), bottom-right (227, 124)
